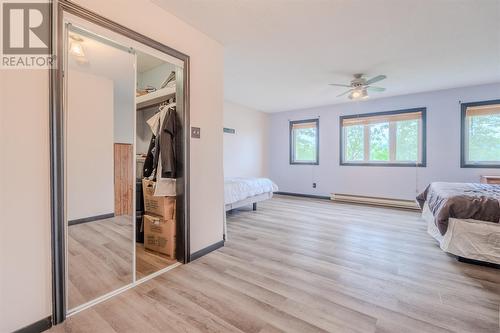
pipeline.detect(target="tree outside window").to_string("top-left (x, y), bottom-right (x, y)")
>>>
top-left (340, 108), bottom-right (426, 167)
top-left (462, 100), bottom-right (500, 168)
top-left (290, 119), bottom-right (319, 165)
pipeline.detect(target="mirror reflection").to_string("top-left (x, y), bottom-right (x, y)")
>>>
top-left (65, 23), bottom-right (183, 312)
top-left (66, 29), bottom-right (135, 310)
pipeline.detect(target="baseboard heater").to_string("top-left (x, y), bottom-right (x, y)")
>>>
top-left (330, 193), bottom-right (420, 210)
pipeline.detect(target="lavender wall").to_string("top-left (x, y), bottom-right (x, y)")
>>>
top-left (269, 83), bottom-right (500, 200)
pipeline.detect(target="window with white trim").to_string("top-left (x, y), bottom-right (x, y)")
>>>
top-left (461, 100), bottom-right (500, 168)
top-left (340, 108), bottom-right (426, 166)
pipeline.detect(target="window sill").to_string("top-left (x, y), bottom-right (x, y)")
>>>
top-left (340, 162), bottom-right (426, 167)
top-left (461, 163), bottom-right (500, 169)
top-left (290, 162), bottom-right (319, 165)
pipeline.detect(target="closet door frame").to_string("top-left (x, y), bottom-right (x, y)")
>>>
top-left (50, 0), bottom-right (191, 325)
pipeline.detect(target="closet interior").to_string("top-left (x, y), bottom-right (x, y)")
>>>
top-left (63, 15), bottom-right (186, 314)
top-left (135, 51), bottom-right (180, 279)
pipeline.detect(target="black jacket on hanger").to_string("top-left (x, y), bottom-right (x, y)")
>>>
top-left (159, 106), bottom-right (177, 178)
top-left (142, 134), bottom-right (156, 178)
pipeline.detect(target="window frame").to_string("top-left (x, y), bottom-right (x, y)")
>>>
top-left (289, 118), bottom-right (320, 165)
top-left (339, 108), bottom-right (427, 167)
top-left (460, 99), bottom-right (500, 168)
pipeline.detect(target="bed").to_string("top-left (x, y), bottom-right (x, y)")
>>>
top-left (224, 177), bottom-right (278, 211)
top-left (417, 182), bottom-right (500, 265)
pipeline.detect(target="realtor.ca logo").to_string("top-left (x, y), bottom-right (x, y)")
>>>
top-left (1, 0), bottom-right (54, 69)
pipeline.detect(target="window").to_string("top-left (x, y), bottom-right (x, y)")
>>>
top-left (340, 108), bottom-right (426, 166)
top-left (290, 119), bottom-right (319, 164)
top-left (461, 100), bottom-right (500, 168)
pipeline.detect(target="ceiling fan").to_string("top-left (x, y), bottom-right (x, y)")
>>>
top-left (329, 73), bottom-right (387, 100)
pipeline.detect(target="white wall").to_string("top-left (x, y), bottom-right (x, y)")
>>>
top-left (0, 70), bottom-right (52, 333)
top-left (224, 101), bottom-right (269, 178)
top-left (113, 81), bottom-right (135, 145)
top-left (0, 0), bottom-right (224, 331)
top-left (67, 70), bottom-right (115, 221)
top-left (269, 83), bottom-right (500, 200)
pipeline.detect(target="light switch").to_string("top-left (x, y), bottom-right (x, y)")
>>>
top-left (191, 127), bottom-right (201, 139)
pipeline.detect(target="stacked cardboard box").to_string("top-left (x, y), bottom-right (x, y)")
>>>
top-left (142, 179), bottom-right (176, 258)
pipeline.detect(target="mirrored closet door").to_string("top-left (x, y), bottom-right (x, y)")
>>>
top-left (61, 8), bottom-right (187, 315)
top-left (65, 24), bottom-right (136, 311)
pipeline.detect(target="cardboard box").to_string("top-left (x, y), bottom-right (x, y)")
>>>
top-left (143, 214), bottom-right (176, 258)
top-left (142, 179), bottom-right (176, 218)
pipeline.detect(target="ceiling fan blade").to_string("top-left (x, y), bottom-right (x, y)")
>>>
top-left (336, 89), bottom-right (353, 97)
top-left (328, 83), bottom-right (351, 88)
top-left (365, 75), bottom-right (386, 85)
top-left (329, 83), bottom-right (352, 88)
top-left (366, 86), bottom-right (386, 92)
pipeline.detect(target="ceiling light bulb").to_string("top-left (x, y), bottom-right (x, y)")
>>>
top-left (349, 88), bottom-right (368, 100)
top-left (69, 41), bottom-right (85, 57)
top-left (351, 90), bottom-right (361, 98)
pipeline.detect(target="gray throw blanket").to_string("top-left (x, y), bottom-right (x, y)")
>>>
top-left (416, 182), bottom-right (500, 235)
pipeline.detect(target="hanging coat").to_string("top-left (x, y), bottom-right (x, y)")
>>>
top-left (159, 107), bottom-right (177, 178)
top-left (143, 105), bottom-right (177, 179)
top-left (143, 134), bottom-right (157, 178)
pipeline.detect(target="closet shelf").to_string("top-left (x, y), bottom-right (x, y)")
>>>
top-left (136, 85), bottom-right (176, 110)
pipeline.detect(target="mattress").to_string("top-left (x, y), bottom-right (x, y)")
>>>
top-left (423, 202), bottom-right (500, 264)
top-left (417, 182), bottom-right (500, 235)
top-left (224, 177), bottom-right (278, 205)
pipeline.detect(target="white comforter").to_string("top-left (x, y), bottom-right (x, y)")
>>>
top-left (224, 177), bottom-right (278, 205)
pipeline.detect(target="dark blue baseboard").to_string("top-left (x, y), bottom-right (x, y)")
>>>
top-left (190, 240), bottom-right (224, 261)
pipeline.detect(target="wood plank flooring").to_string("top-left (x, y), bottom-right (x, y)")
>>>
top-left (68, 216), bottom-right (176, 310)
top-left (54, 195), bottom-right (500, 332)
top-left (136, 243), bottom-right (178, 280)
top-left (68, 216), bottom-right (134, 309)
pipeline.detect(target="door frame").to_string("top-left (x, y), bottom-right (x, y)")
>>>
top-left (49, 0), bottom-right (191, 325)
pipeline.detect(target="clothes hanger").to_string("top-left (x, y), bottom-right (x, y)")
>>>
top-left (158, 97), bottom-right (176, 111)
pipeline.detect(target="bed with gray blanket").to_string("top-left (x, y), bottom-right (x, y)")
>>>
top-left (417, 182), bottom-right (500, 265)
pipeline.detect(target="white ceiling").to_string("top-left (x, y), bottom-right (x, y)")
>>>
top-left (153, 0), bottom-right (500, 112)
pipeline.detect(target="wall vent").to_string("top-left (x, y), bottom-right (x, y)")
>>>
top-left (331, 193), bottom-right (420, 210)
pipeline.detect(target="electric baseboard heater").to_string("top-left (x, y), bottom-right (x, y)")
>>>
top-left (331, 193), bottom-right (420, 210)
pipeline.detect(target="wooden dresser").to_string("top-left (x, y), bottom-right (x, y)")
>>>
top-left (480, 175), bottom-right (500, 185)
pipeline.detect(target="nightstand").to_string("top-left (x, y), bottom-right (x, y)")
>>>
top-left (480, 176), bottom-right (500, 185)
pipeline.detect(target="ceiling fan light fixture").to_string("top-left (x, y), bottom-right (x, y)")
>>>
top-left (349, 88), bottom-right (368, 100)
top-left (69, 35), bottom-right (86, 58)
top-left (331, 74), bottom-right (386, 100)
top-left (69, 41), bottom-right (85, 57)
top-left (350, 89), bottom-right (362, 99)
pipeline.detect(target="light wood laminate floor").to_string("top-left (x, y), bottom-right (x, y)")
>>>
top-left (136, 243), bottom-right (178, 280)
top-left (54, 196), bottom-right (499, 332)
top-left (68, 216), bottom-right (176, 309)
